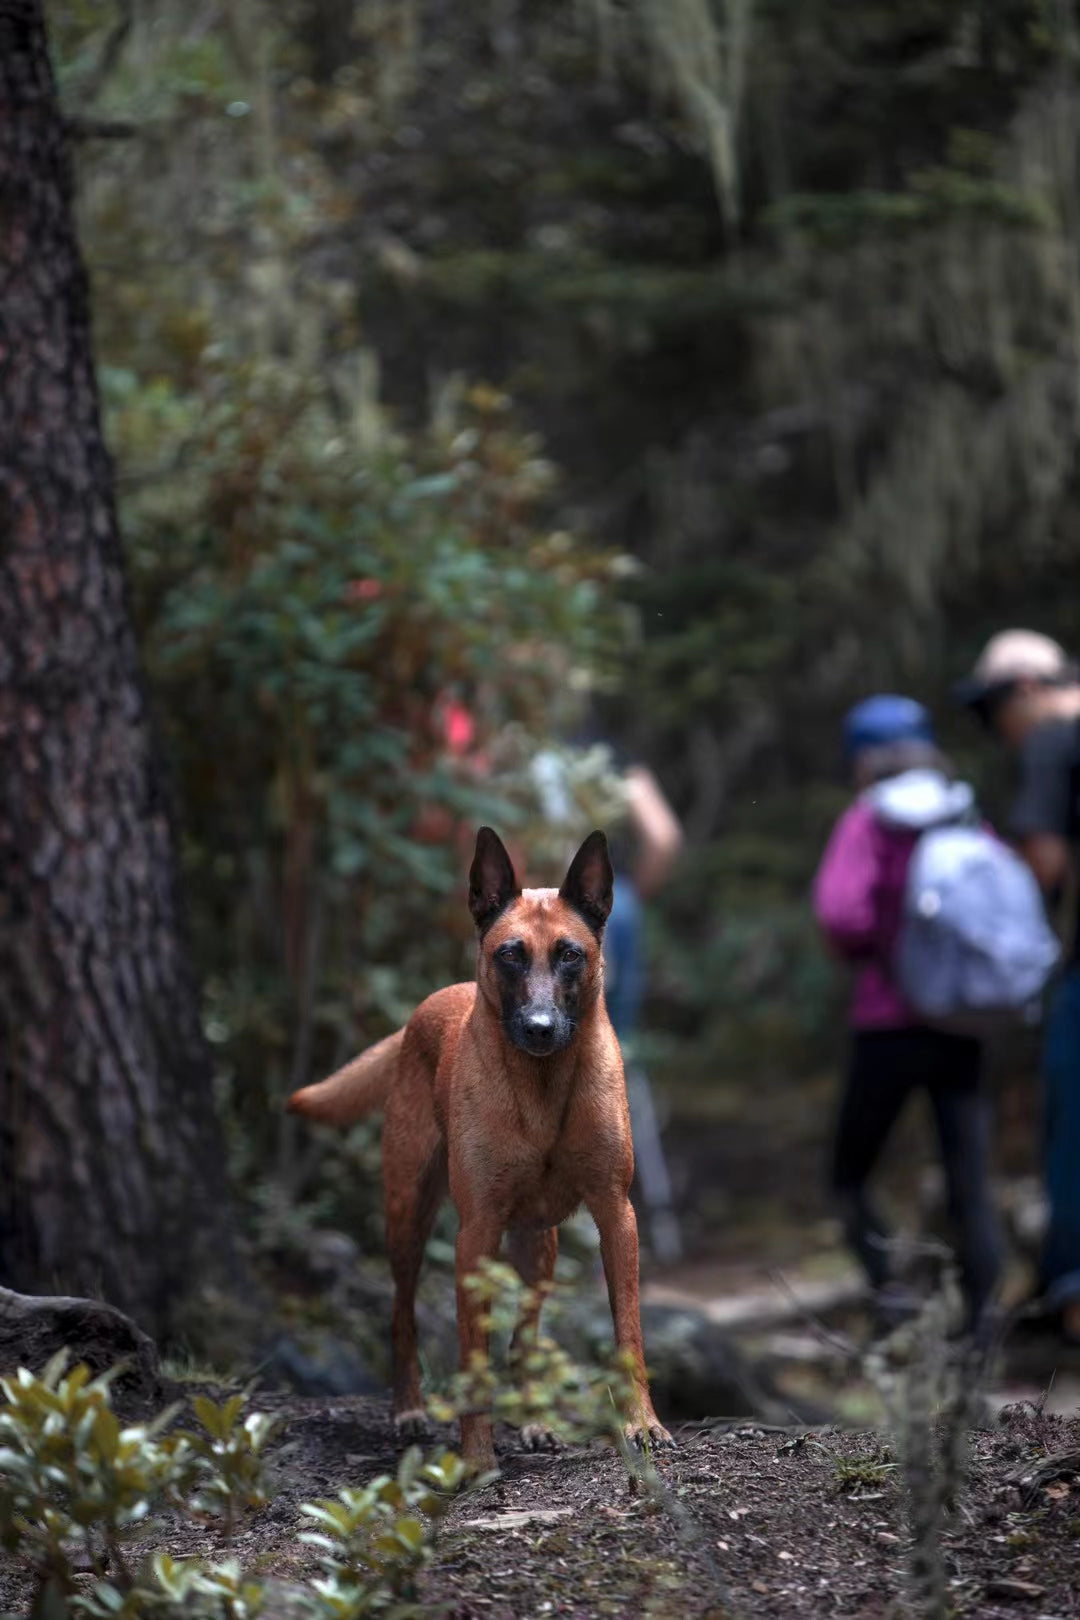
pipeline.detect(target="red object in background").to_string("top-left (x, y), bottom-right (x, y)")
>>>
top-left (414, 695), bottom-right (521, 874)
top-left (412, 697), bottom-right (479, 846)
top-left (345, 577), bottom-right (383, 602)
top-left (442, 699), bottom-right (475, 756)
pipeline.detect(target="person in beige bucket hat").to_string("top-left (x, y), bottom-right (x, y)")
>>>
top-left (954, 631), bottom-right (1080, 753)
top-left (956, 629), bottom-right (1080, 1341)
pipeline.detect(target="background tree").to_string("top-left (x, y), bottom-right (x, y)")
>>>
top-left (0, 0), bottom-right (241, 1336)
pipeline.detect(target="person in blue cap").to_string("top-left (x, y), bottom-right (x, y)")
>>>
top-left (812, 695), bottom-right (1003, 1338)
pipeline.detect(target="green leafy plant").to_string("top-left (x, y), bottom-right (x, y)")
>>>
top-left (832, 1451), bottom-right (897, 1492)
top-left (0, 1354), bottom-right (478, 1619)
top-left (176, 1394), bottom-right (277, 1537)
top-left (298, 1447), bottom-right (470, 1616)
top-left (148, 1555), bottom-right (266, 1618)
top-left (427, 1259), bottom-right (640, 1452)
top-left (0, 1352), bottom-right (189, 1609)
top-left (0, 1355), bottom-right (276, 1616)
top-left (107, 355), bottom-right (629, 1257)
top-left (865, 1268), bottom-right (984, 1620)
top-left (76, 1554), bottom-right (267, 1620)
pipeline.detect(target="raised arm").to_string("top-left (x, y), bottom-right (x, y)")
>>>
top-left (625, 764), bottom-right (683, 899)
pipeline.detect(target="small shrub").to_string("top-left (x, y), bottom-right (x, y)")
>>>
top-left (78, 1555), bottom-right (267, 1619)
top-left (0, 1352), bottom-right (190, 1607)
top-left (0, 1354), bottom-right (275, 1616)
top-left (176, 1393), bottom-right (277, 1537)
top-left (865, 1267), bottom-right (984, 1620)
top-left (299, 1447), bottom-right (469, 1615)
top-left (832, 1451), bottom-right (897, 1492)
top-left (0, 1355), bottom-right (473, 1619)
top-left (427, 1260), bottom-right (639, 1451)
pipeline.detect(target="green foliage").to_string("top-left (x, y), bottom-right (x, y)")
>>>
top-left (74, 1555), bottom-right (267, 1620)
top-left (177, 1395), bottom-right (277, 1535)
top-left (0, 1355), bottom-right (472, 1619)
top-left (832, 1452), bottom-right (897, 1493)
top-left (298, 1448), bottom-right (469, 1615)
top-left (114, 361), bottom-right (626, 1226)
top-left (0, 1354), bottom-right (186, 1603)
top-left (428, 1260), bottom-right (640, 1451)
top-left (768, 174), bottom-right (1052, 244)
top-left (865, 1273), bottom-right (985, 1620)
top-left (137, 1556), bottom-right (267, 1620)
top-left (0, 1354), bottom-right (274, 1615)
top-left (49, 0), bottom-right (1080, 1210)
top-left (116, 367), bottom-right (619, 909)
top-left (44, 5), bottom-right (633, 1273)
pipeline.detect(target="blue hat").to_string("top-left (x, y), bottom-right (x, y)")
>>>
top-left (843, 694), bottom-right (934, 760)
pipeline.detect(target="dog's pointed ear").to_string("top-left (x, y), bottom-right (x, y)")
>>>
top-left (469, 827), bottom-right (520, 933)
top-left (559, 830), bottom-right (614, 935)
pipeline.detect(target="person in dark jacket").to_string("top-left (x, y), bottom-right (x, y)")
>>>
top-left (955, 629), bottom-right (1080, 1343)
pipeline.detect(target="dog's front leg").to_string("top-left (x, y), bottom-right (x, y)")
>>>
top-left (455, 1214), bottom-right (505, 1472)
top-left (589, 1191), bottom-right (673, 1450)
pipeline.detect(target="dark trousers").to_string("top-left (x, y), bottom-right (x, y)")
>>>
top-left (831, 1027), bottom-right (1003, 1326)
top-left (1041, 966), bottom-right (1080, 1307)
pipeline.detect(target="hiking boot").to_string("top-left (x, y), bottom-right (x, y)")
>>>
top-left (870, 1284), bottom-right (922, 1338)
top-left (1062, 1299), bottom-right (1080, 1347)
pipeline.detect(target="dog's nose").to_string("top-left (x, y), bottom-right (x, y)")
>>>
top-left (523, 1011), bottom-right (555, 1037)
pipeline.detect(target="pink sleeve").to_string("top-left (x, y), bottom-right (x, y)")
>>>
top-left (812, 803), bottom-right (880, 958)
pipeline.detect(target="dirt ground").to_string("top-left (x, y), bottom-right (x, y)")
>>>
top-left (3, 1063), bottom-right (1071, 1616)
top-left (4, 1386), bottom-right (1080, 1619)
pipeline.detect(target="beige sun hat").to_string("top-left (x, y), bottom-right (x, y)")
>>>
top-left (953, 628), bottom-right (1073, 707)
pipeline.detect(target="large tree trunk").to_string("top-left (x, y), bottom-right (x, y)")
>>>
top-left (0, 0), bottom-right (241, 1338)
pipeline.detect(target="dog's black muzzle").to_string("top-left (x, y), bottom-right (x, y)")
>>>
top-left (508, 1006), bottom-right (573, 1058)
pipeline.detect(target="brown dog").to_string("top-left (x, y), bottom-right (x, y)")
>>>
top-left (287, 826), bottom-right (671, 1471)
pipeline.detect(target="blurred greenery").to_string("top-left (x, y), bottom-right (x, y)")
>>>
top-left (44, 0), bottom-right (1080, 1259)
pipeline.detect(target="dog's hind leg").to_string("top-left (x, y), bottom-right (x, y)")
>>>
top-left (507, 1227), bottom-right (563, 1453)
top-left (507, 1226), bottom-right (558, 1350)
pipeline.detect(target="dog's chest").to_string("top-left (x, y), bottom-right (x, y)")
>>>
top-left (498, 1139), bottom-right (588, 1230)
top-left (453, 1058), bottom-right (617, 1230)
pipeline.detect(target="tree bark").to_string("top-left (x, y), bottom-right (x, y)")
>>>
top-left (0, 0), bottom-right (242, 1338)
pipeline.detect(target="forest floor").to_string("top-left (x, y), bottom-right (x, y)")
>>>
top-left (6, 1069), bottom-right (1077, 1616)
top-left (4, 1382), bottom-right (1078, 1620)
top-left (268, 1393), bottom-right (1079, 1620)
top-left (5, 1237), bottom-right (1080, 1620)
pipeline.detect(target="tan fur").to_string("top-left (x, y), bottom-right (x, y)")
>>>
top-left (288, 850), bottom-right (670, 1472)
top-left (286, 1028), bottom-right (403, 1128)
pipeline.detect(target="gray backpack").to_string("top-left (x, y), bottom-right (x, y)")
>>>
top-left (896, 824), bottom-right (1061, 1037)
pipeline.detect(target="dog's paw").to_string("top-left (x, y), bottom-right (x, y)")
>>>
top-left (519, 1423), bottom-right (564, 1453)
top-left (393, 1408), bottom-right (432, 1442)
top-left (624, 1418), bottom-right (676, 1452)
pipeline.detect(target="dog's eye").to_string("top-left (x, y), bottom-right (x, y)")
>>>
top-left (557, 943), bottom-right (585, 968)
top-left (495, 942), bottom-right (527, 969)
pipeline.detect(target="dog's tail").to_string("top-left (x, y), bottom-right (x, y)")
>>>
top-left (286, 1028), bottom-right (404, 1127)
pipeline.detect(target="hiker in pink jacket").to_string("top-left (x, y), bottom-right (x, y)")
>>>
top-left (813, 695), bottom-right (1003, 1339)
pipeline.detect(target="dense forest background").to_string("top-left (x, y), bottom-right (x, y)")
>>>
top-left (45, 0), bottom-right (1080, 1263)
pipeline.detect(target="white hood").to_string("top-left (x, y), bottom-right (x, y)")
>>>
top-left (862, 767), bottom-right (976, 831)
